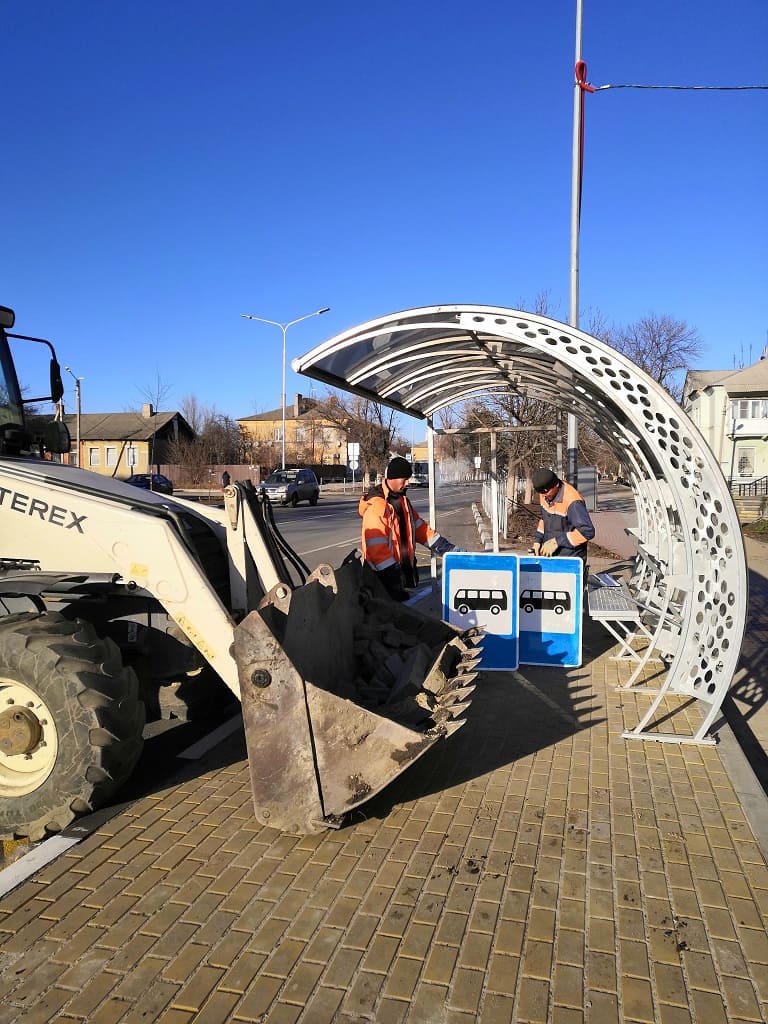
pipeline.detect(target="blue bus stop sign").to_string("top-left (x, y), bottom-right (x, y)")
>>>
top-left (518, 557), bottom-right (583, 667)
top-left (442, 552), bottom-right (519, 670)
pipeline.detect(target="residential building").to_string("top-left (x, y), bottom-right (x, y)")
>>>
top-left (682, 352), bottom-right (768, 486)
top-left (61, 403), bottom-right (194, 478)
top-left (237, 394), bottom-right (347, 469)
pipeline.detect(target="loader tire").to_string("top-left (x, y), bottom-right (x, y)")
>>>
top-left (0, 612), bottom-right (145, 842)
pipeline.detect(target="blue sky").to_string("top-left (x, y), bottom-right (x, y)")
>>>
top-left (4, 1), bottom-right (767, 428)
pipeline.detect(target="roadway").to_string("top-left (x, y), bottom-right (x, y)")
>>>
top-left (268, 481), bottom-right (482, 573)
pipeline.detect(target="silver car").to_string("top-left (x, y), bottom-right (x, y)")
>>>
top-left (261, 468), bottom-right (320, 507)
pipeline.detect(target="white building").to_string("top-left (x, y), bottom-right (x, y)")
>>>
top-left (683, 352), bottom-right (768, 487)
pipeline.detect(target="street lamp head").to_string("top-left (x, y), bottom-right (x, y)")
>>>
top-left (317, 307), bottom-right (331, 315)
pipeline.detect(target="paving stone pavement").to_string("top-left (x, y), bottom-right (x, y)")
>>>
top-left (1, 485), bottom-right (767, 1024)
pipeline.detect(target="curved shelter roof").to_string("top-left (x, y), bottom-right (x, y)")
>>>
top-left (294, 305), bottom-right (747, 744)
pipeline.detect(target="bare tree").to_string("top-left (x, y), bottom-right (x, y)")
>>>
top-left (135, 372), bottom-right (173, 472)
top-left (180, 394), bottom-right (208, 435)
top-left (166, 402), bottom-right (244, 484)
top-left (199, 413), bottom-right (242, 464)
top-left (313, 390), bottom-right (400, 481)
top-left (601, 314), bottom-right (702, 402)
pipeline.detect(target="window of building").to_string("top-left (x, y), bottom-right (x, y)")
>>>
top-left (737, 448), bottom-right (755, 478)
top-left (88, 448), bottom-right (100, 467)
top-left (730, 399), bottom-right (768, 420)
top-left (126, 445), bottom-right (137, 467)
top-left (274, 428), bottom-right (283, 442)
top-left (105, 446), bottom-right (117, 467)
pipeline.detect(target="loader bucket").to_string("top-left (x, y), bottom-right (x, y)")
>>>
top-left (233, 556), bottom-right (483, 834)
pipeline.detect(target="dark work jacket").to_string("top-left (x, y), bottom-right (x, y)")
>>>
top-left (534, 481), bottom-right (595, 562)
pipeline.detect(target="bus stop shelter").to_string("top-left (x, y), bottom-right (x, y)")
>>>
top-left (293, 304), bottom-right (747, 746)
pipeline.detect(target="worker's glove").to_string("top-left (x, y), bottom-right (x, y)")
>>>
top-left (541, 537), bottom-right (560, 557)
top-left (532, 542), bottom-right (541, 556)
top-left (430, 536), bottom-right (456, 557)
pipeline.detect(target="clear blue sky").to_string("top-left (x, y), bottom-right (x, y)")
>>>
top-left (5, 1), bottom-right (767, 428)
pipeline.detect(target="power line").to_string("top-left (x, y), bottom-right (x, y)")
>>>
top-left (575, 65), bottom-right (767, 93)
top-left (594, 83), bottom-right (768, 91)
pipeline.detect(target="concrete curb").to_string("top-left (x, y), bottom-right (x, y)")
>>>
top-left (471, 502), bottom-right (494, 550)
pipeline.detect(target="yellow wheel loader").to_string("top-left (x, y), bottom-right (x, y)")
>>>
top-left (0, 305), bottom-right (482, 840)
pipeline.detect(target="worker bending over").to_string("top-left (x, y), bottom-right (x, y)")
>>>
top-left (531, 467), bottom-right (595, 563)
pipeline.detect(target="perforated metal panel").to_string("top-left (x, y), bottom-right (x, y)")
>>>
top-left (294, 305), bottom-right (747, 742)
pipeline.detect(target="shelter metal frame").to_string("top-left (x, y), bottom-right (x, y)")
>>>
top-left (293, 305), bottom-right (747, 745)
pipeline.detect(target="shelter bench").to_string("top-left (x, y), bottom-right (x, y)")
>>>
top-left (587, 575), bottom-right (657, 666)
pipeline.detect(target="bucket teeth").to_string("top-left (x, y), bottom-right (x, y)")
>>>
top-left (438, 684), bottom-right (476, 706)
top-left (452, 670), bottom-right (479, 687)
top-left (443, 700), bottom-right (471, 719)
top-left (443, 718), bottom-right (467, 736)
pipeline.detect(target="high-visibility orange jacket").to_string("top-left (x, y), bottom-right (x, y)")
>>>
top-left (358, 481), bottom-right (445, 580)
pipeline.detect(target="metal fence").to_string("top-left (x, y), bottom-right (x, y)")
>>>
top-left (481, 478), bottom-right (509, 541)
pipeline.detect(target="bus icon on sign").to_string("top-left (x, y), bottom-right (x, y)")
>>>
top-left (453, 588), bottom-right (508, 615)
top-left (520, 589), bottom-right (571, 615)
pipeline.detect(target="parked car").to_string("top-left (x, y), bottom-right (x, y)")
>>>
top-left (125, 473), bottom-right (174, 495)
top-left (261, 468), bottom-right (320, 507)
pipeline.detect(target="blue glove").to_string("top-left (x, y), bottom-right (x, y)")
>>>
top-left (431, 537), bottom-right (456, 556)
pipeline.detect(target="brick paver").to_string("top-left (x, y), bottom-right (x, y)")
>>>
top-left (2, 488), bottom-right (768, 1023)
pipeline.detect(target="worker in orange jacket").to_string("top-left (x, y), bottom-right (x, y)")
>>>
top-left (358, 457), bottom-right (457, 600)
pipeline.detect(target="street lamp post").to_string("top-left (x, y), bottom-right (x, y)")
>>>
top-left (64, 366), bottom-right (83, 467)
top-left (240, 307), bottom-right (330, 469)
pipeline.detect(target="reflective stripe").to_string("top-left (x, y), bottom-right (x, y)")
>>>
top-left (366, 536), bottom-right (391, 548)
top-left (372, 556), bottom-right (397, 570)
top-left (567, 529), bottom-right (591, 547)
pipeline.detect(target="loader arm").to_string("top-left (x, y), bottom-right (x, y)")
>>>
top-left (0, 460), bottom-right (245, 695)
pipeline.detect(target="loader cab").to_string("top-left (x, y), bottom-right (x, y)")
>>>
top-left (0, 304), bottom-right (70, 457)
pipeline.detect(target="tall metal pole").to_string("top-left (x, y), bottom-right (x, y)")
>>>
top-left (64, 366), bottom-right (82, 468)
top-left (280, 324), bottom-right (288, 470)
top-left (75, 378), bottom-right (81, 467)
top-left (567, 0), bottom-right (584, 488)
top-left (241, 308), bottom-right (330, 470)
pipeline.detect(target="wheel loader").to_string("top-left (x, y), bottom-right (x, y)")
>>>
top-left (0, 305), bottom-right (482, 841)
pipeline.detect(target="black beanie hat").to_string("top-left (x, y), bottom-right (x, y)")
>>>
top-left (385, 457), bottom-right (413, 480)
top-left (532, 468), bottom-right (559, 492)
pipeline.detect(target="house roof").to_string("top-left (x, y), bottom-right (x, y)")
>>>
top-left (238, 401), bottom-right (330, 424)
top-left (61, 411), bottom-right (193, 442)
top-left (718, 357), bottom-right (768, 394)
top-left (685, 356), bottom-right (768, 397)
